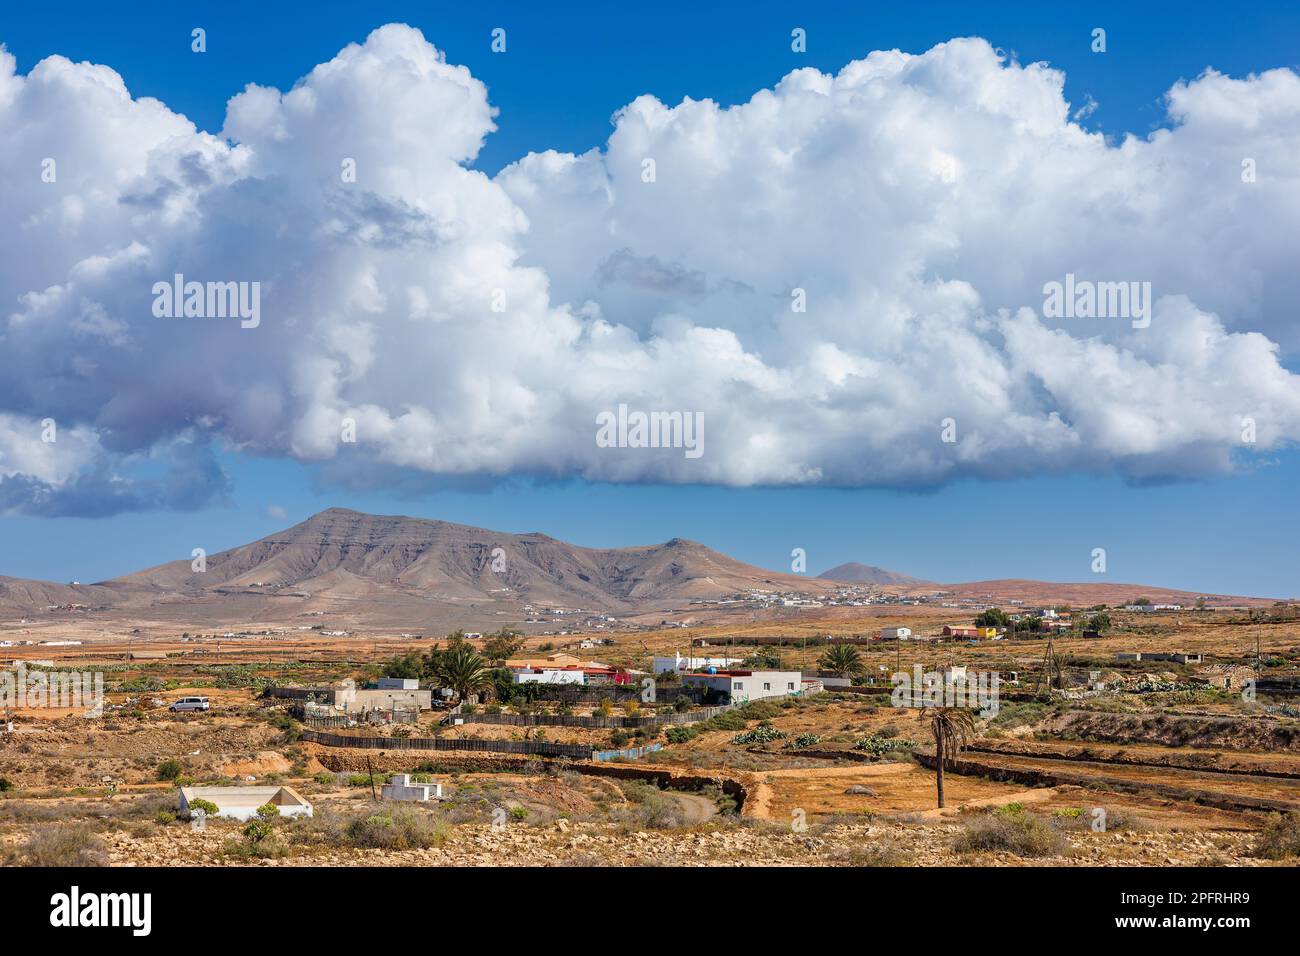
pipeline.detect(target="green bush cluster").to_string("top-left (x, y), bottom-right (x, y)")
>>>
top-left (853, 735), bottom-right (916, 755)
top-left (732, 724), bottom-right (786, 745)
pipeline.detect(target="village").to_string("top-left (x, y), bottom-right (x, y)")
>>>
top-left (2, 599), bottom-right (1298, 868)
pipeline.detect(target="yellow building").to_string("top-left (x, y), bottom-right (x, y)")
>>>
top-left (976, 626), bottom-right (998, 639)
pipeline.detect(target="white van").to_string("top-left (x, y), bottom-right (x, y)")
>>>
top-left (169, 696), bottom-right (210, 712)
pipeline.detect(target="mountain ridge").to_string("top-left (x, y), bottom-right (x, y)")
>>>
top-left (0, 509), bottom-right (1279, 625)
top-left (0, 508), bottom-right (821, 619)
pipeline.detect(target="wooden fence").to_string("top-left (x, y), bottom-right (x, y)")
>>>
top-left (304, 715), bottom-right (350, 729)
top-left (301, 729), bottom-right (594, 759)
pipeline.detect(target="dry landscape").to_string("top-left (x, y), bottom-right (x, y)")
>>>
top-left (3, 535), bottom-right (1299, 868)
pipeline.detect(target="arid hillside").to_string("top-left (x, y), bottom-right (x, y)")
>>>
top-left (1, 508), bottom-right (828, 625)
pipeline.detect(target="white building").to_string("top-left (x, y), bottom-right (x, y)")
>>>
top-left (334, 679), bottom-right (432, 714)
top-left (653, 653), bottom-right (745, 675)
top-left (179, 785), bottom-right (313, 821)
top-left (880, 627), bottom-right (913, 641)
top-left (511, 667), bottom-right (585, 685)
top-left (680, 669), bottom-right (804, 704)
top-left (381, 774), bottom-right (442, 802)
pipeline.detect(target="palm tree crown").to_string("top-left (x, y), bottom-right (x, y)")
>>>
top-left (436, 640), bottom-right (490, 702)
top-left (818, 643), bottom-right (865, 679)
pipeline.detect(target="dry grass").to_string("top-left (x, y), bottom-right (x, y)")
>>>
top-left (4, 822), bottom-right (110, 866)
top-left (286, 806), bottom-right (451, 851)
top-left (1253, 812), bottom-right (1300, 860)
top-left (953, 810), bottom-right (1069, 858)
top-left (825, 837), bottom-right (911, 866)
top-left (611, 782), bottom-right (689, 830)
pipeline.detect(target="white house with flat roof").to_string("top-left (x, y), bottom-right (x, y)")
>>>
top-left (653, 653), bottom-right (745, 675)
top-left (680, 669), bottom-right (803, 704)
top-left (179, 785), bottom-right (313, 821)
top-left (511, 667), bottom-right (585, 685)
top-left (335, 678), bottom-right (432, 714)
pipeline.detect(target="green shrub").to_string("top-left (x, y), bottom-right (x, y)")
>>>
top-left (853, 735), bottom-right (916, 756)
top-left (733, 725), bottom-right (786, 745)
top-left (735, 699), bottom-right (784, 721)
top-left (665, 726), bottom-right (697, 745)
top-left (186, 798), bottom-right (219, 818)
top-left (242, 818), bottom-right (275, 843)
top-left (706, 712), bottom-right (747, 731)
top-left (156, 759), bottom-right (184, 781)
top-left (0, 777), bottom-right (13, 792)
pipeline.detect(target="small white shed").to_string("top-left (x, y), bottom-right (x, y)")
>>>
top-left (381, 774), bottom-right (442, 802)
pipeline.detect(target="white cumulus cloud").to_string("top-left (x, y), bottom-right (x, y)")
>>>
top-left (1, 25), bottom-right (1299, 514)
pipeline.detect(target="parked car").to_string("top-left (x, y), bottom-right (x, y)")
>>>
top-left (169, 696), bottom-right (210, 712)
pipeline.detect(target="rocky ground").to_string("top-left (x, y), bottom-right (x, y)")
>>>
top-left (97, 816), bottom-right (1269, 868)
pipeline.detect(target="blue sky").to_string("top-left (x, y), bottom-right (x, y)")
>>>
top-left (1, 1), bottom-right (1298, 596)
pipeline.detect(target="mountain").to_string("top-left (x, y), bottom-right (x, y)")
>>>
top-left (0, 508), bottom-right (822, 626)
top-left (818, 562), bottom-right (931, 586)
top-left (0, 509), bottom-right (1278, 629)
top-left (112, 507), bottom-right (818, 602)
top-left (0, 576), bottom-right (122, 614)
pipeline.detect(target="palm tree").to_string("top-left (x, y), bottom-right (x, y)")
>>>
top-left (818, 643), bottom-right (865, 679)
top-left (918, 706), bottom-right (978, 809)
top-left (436, 641), bottom-right (490, 702)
